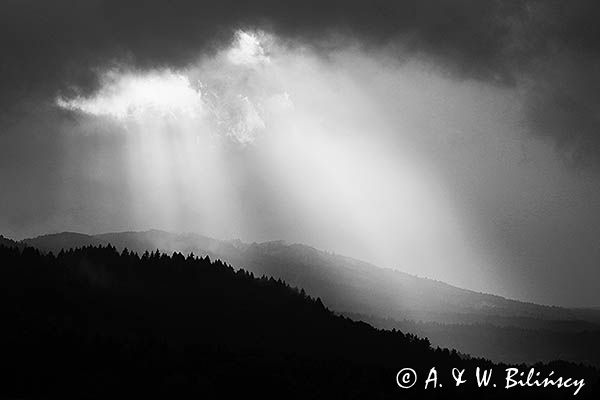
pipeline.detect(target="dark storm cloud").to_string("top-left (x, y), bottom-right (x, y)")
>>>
top-left (1, 0), bottom-right (599, 161)
top-left (0, 0), bottom-right (512, 107)
top-left (510, 1), bottom-right (600, 165)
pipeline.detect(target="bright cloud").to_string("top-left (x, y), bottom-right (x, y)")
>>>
top-left (57, 70), bottom-right (204, 120)
top-left (222, 95), bottom-right (265, 144)
top-left (227, 30), bottom-right (270, 66)
top-left (56, 30), bottom-right (286, 145)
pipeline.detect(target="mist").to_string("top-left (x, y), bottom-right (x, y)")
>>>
top-left (1, 30), bottom-right (600, 307)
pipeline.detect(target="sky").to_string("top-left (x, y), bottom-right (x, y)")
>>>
top-left (1, 1), bottom-right (599, 307)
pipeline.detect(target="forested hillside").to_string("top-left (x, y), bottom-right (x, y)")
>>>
top-left (0, 243), bottom-right (598, 398)
top-left (24, 230), bottom-right (600, 366)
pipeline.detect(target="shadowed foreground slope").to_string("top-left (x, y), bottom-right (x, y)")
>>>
top-left (24, 230), bottom-right (600, 366)
top-left (0, 242), bottom-right (598, 399)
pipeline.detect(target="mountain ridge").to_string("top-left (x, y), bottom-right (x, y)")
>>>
top-left (3, 242), bottom-right (597, 398)
top-left (22, 230), bottom-right (598, 322)
top-left (11, 230), bottom-right (600, 365)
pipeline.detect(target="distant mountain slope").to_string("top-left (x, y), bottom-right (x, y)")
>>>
top-left (24, 230), bottom-right (600, 327)
top-left (344, 312), bottom-right (600, 366)
top-left (25, 231), bottom-right (110, 252)
top-left (21, 230), bottom-right (600, 368)
top-left (1, 243), bottom-right (598, 398)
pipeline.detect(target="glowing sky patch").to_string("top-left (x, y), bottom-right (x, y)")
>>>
top-left (56, 31), bottom-right (286, 145)
top-left (227, 30), bottom-right (270, 66)
top-left (52, 31), bottom-right (491, 295)
top-left (44, 28), bottom-right (600, 306)
top-left (57, 71), bottom-right (204, 120)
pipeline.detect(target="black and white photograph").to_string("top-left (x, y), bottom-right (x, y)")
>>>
top-left (1, 1), bottom-right (599, 398)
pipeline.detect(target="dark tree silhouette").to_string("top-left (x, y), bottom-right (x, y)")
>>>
top-left (0, 243), bottom-right (598, 399)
